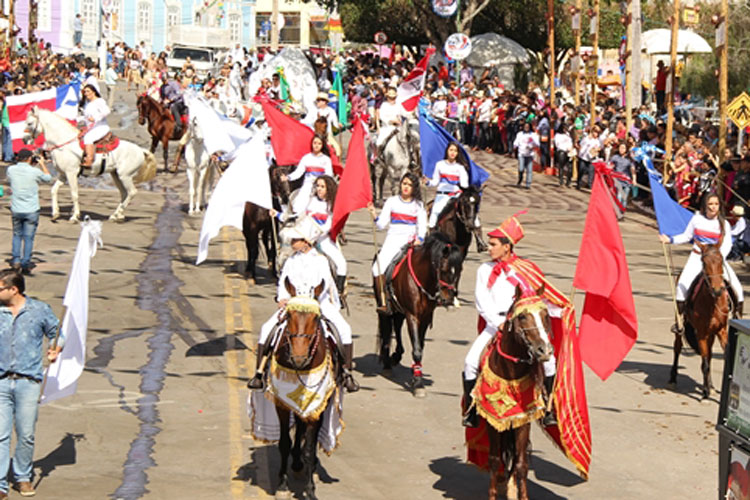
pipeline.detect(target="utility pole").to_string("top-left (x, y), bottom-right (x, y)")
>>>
top-left (589, 0), bottom-right (600, 123)
top-left (718, 0), bottom-right (729, 160)
top-left (664, 0), bottom-right (679, 180)
top-left (624, 0), bottom-right (633, 134)
top-left (26, 0), bottom-right (36, 90)
top-left (631, 0), bottom-right (642, 108)
top-left (548, 0), bottom-right (555, 107)
top-left (571, 0), bottom-right (582, 179)
top-left (271, 0), bottom-right (279, 51)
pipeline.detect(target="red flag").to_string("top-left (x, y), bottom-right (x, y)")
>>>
top-left (397, 46), bottom-right (436, 112)
top-left (330, 120), bottom-right (372, 241)
top-left (573, 171), bottom-right (638, 380)
top-left (261, 101), bottom-right (342, 176)
top-left (388, 42), bottom-right (396, 66)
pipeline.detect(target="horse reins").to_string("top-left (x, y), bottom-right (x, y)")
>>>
top-left (406, 245), bottom-right (456, 302)
top-left (495, 297), bottom-right (548, 365)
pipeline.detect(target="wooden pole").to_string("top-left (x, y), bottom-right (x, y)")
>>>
top-left (589, 0), bottom-right (600, 123)
top-left (26, 0), bottom-right (37, 90)
top-left (625, 0), bottom-right (633, 134)
top-left (8, 0), bottom-right (15, 58)
top-left (718, 0), bottom-right (729, 163)
top-left (664, 0), bottom-right (680, 183)
top-left (270, 0), bottom-right (279, 52)
top-left (661, 242), bottom-right (683, 332)
top-left (548, 0), bottom-right (555, 107)
top-left (572, 0), bottom-right (581, 181)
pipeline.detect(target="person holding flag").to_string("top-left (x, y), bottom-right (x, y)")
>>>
top-left (285, 134), bottom-right (334, 215)
top-left (424, 142), bottom-right (469, 229)
top-left (659, 192), bottom-right (744, 332)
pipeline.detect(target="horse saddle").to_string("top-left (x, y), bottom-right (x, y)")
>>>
top-left (79, 132), bottom-right (120, 154)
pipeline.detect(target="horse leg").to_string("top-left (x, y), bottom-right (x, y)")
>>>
top-left (186, 167), bottom-right (197, 215)
top-left (149, 136), bottom-right (159, 154)
top-left (68, 174), bottom-right (81, 222)
top-left (513, 424), bottom-right (532, 500)
top-left (275, 408), bottom-right (292, 498)
top-left (668, 332), bottom-right (682, 388)
top-left (109, 172), bottom-right (136, 222)
top-left (405, 313), bottom-right (425, 397)
top-left (291, 416), bottom-right (305, 474)
top-left (263, 219), bottom-right (277, 278)
top-left (378, 314), bottom-right (393, 374)
top-left (50, 178), bottom-right (64, 221)
top-left (698, 336), bottom-right (713, 399)
top-left (487, 427), bottom-right (506, 500)
top-left (302, 420), bottom-right (322, 500)
top-left (196, 165), bottom-right (209, 213)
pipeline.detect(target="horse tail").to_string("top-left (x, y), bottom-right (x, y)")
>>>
top-left (134, 150), bottom-right (158, 184)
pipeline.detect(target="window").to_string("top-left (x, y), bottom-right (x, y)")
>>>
top-left (309, 16), bottom-right (328, 48)
top-left (255, 13), bottom-right (301, 45)
top-left (229, 14), bottom-right (240, 43)
top-left (37, 0), bottom-right (51, 32)
top-left (81, 0), bottom-right (97, 34)
top-left (167, 6), bottom-right (180, 28)
top-left (137, 2), bottom-right (151, 39)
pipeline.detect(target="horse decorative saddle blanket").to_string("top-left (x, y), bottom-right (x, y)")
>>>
top-left (267, 349), bottom-right (337, 422)
top-left (79, 132), bottom-right (120, 154)
top-left (472, 346), bottom-right (545, 433)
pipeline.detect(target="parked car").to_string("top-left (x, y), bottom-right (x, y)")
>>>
top-left (166, 46), bottom-right (218, 78)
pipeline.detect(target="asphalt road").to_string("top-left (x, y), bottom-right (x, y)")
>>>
top-left (0, 84), bottom-right (741, 499)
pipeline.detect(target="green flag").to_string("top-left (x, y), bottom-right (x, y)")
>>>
top-left (331, 70), bottom-right (348, 128)
top-left (277, 66), bottom-right (291, 102)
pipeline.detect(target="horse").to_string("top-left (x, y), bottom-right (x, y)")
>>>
top-left (136, 94), bottom-right (187, 172)
top-left (668, 241), bottom-right (732, 399)
top-left (432, 185), bottom-right (484, 289)
top-left (376, 232), bottom-right (464, 397)
top-left (371, 119), bottom-right (421, 205)
top-left (242, 163), bottom-right (291, 281)
top-left (269, 278), bottom-right (338, 500)
top-left (179, 115), bottom-right (222, 216)
top-left (23, 107), bottom-right (157, 222)
top-left (481, 286), bottom-right (554, 500)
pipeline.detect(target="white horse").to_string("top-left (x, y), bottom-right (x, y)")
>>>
top-left (179, 116), bottom-right (213, 215)
top-left (23, 107), bottom-right (158, 222)
top-left (372, 119), bottom-right (421, 203)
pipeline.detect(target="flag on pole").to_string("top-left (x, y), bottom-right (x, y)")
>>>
top-left (6, 82), bottom-right (80, 153)
top-left (418, 108), bottom-right (489, 187)
top-left (184, 92), bottom-right (253, 155)
top-left (397, 47), bottom-right (436, 112)
top-left (330, 119), bottom-right (371, 241)
top-left (573, 169), bottom-right (638, 380)
top-left (330, 70), bottom-right (348, 129)
top-left (277, 67), bottom-right (291, 102)
top-left (41, 218), bottom-right (102, 404)
top-left (647, 170), bottom-right (693, 236)
top-left (196, 133), bottom-right (272, 265)
top-left (261, 101), bottom-right (343, 175)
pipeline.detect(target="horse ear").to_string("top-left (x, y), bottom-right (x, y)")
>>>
top-left (314, 279), bottom-right (326, 300)
top-left (514, 284), bottom-right (523, 302)
top-left (284, 276), bottom-right (296, 297)
top-left (696, 241), bottom-right (707, 253)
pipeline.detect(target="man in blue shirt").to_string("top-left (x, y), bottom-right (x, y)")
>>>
top-left (0, 268), bottom-right (61, 498)
top-left (6, 149), bottom-right (52, 275)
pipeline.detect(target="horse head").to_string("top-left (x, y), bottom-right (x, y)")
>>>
top-left (282, 277), bottom-right (325, 370)
top-left (456, 185), bottom-right (482, 230)
top-left (426, 232), bottom-right (464, 306)
top-left (697, 241), bottom-right (727, 298)
top-left (22, 106), bottom-right (41, 144)
top-left (270, 163), bottom-right (292, 204)
top-left (313, 116), bottom-right (328, 137)
top-left (136, 94), bottom-right (148, 126)
top-left (506, 285), bottom-right (554, 363)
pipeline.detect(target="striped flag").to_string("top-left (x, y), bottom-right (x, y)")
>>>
top-left (397, 47), bottom-right (436, 112)
top-left (6, 83), bottom-right (80, 153)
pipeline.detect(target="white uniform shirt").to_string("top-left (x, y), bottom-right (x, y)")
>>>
top-left (378, 100), bottom-right (405, 127)
top-left (376, 195), bottom-right (427, 242)
top-left (475, 262), bottom-right (517, 333)
top-left (310, 105), bottom-right (340, 132)
top-left (428, 160), bottom-right (469, 194)
top-left (83, 98), bottom-right (111, 128)
top-left (304, 196), bottom-right (332, 236)
top-left (672, 213), bottom-right (732, 257)
top-left (288, 153), bottom-right (333, 184)
top-left (277, 248), bottom-right (339, 307)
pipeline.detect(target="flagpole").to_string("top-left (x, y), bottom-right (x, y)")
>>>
top-left (38, 306), bottom-right (67, 404)
top-left (661, 242), bottom-right (683, 333)
top-left (369, 211), bottom-right (386, 305)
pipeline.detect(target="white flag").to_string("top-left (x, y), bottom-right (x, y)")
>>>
top-left (41, 219), bottom-right (102, 405)
top-left (196, 133), bottom-right (273, 265)
top-left (184, 91), bottom-right (253, 155)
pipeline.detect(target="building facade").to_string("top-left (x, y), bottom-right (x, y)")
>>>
top-left (13, 0), bottom-right (334, 54)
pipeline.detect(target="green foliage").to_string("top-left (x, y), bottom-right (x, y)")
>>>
top-left (680, 54), bottom-right (718, 98)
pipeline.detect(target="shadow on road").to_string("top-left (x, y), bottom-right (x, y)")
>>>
top-left (185, 334), bottom-right (249, 357)
top-left (33, 433), bottom-right (85, 489)
top-left (615, 358), bottom-right (723, 403)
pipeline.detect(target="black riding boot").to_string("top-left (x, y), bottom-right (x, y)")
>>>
top-left (335, 275), bottom-right (346, 295)
top-left (670, 301), bottom-right (686, 335)
top-left (342, 344), bottom-right (360, 393)
top-left (462, 374), bottom-right (479, 428)
top-left (247, 343), bottom-right (266, 389)
top-left (374, 275), bottom-right (390, 315)
top-left (542, 375), bottom-right (558, 427)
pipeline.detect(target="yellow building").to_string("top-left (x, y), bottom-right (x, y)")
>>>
top-left (252, 0), bottom-right (334, 48)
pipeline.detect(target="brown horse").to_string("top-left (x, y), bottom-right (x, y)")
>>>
top-left (136, 94), bottom-right (186, 172)
top-left (669, 241), bottom-right (731, 399)
top-left (270, 278), bottom-right (334, 500)
top-left (242, 163), bottom-right (291, 281)
top-left (376, 232), bottom-right (464, 396)
top-left (483, 286), bottom-right (553, 500)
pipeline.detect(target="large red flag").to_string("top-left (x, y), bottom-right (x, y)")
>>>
top-left (397, 46), bottom-right (436, 112)
top-left (261, 101), bottom-right (342, 176)
top-left (330, 119), bottom-right (371, 241)
top-left (573, 170), bottom-right (638, 380)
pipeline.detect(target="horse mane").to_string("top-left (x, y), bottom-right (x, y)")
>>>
top-left (286, 296), bottom-right (321, 315)
top-left (424, 231), bottom-right (463, 271)
top-left (36, 108), bottom-right (77, 134)
top-left (141, 95), bottom-right (173, 120)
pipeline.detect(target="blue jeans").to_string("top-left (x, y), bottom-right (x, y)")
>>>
top-left (11, 211), bottom-right (40, 268)
top-left (518, 155), bottom-right (533, 188)
top-left (73, 31), bottom-right (82, 46)
top-left (0, 378), bottom-right (41, 493)
top-left (2, 125), bottom-right (12, 162)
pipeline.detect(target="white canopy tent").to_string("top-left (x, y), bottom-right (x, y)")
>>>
top-left (641, 29), bottom-right (712, 55)
top-left (464, 33), bottom-right (530, 90)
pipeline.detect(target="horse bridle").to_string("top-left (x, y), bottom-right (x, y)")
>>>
top-left (456, 192), bottom-right (479, 230)
top-left (280, 315), bottom-right (323, 379)
top-left (497, 297), bottom-right (550, 365)
top-left (23, 111), bottom-right (41, 141)
top-left (701, 267), bottom-right (727, 298)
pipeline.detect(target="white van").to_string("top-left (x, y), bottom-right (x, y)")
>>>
top-left (166, 46), bottom-right (217, 78)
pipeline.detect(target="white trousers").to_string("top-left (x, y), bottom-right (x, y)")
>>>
top-left (291, 181), bottom-right (315, 215)
top-left (83, 123), bottom-right (110, 145)
top-left (372, 234), bottom-right (411, 276)
top-left (463, 329), bottom-right (557, 380)
top-left (258, 302), bottom-right (352, 346)
top-left (317, 236), bottom-right (347, 276)
top-left (428, 193), bottom-right (455, 228)
top-left (676, 251), bottom-right (744, 302)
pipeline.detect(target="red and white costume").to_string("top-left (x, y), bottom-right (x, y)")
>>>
top-left (372, 195), bottom-right (427, 276)
top-left (426, 159), bottom-right (469, 228)
top-left (288, 152), bottom-right (333, 214)
top-left (671, 213), bottom-right (743, 302)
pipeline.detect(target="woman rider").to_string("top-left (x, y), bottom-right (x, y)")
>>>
top-left (80, 84), bottom-right (111, 169)
top-left (425, 142), bottom-right (469, 229)
top-left (367, 172), bottom-right (427, 314)
top-left (285, 134), bottom-right (333, 216)
top-left (659, 192), bottom-right (744, 331)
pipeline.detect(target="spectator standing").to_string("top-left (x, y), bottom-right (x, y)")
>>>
top-left (513, 121), bottom-right (539, 189)
top-left (0, 93), bottom-right (12, 163)
top-left (554, 125), bottom-right (574, 187)
top-left (610, 141), bottom-right (636, 212)
top-left (6, 150), bottom-right (52, 274)
top-left (73, 14), bottom-right (83, 47)
top-left (104, 62), bottom-right (118, 108)
top-left (655, 60), bottom-right (667, 116)
top-left (0, 268), bottom-right (61, 499)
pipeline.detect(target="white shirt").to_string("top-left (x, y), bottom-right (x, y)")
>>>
top-left (309, 105), bottom-right (340, 132)
top-left (83, 98), bottom-right (110, 126)
top-left (476, 99), bottom-right (492, 123)
top-left (376, 195), bottom-right (427, 242)
top-left (732, 218), bottom-right (747, 239)
top-left (578, 135), bottom-right (601, 161)
top-left (378, 100), bottom-right (405, 127)
top-left (475, 262), bottom-right (517, 333)
top-left (554, 133), bottom-right (573, 152)
top-left (428, 160), bottom-right (469, 194)
top-left (671, 213), bottom-right (732, 257)
top-left (288, 153), bottom-right (333, 184)
top-left (304, 196), bottom-right (332, 236)
top-left (514, 131), bottom-right (539, 157)
top-left (277, 248), bottom-right (339, 306)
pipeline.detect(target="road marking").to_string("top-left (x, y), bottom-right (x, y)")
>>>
top-left (222, 228), bottom-right (272, 499)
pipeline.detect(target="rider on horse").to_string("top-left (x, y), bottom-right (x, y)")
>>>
top-left (462, 212), bottom-right (557, 428)
top-left (285, 134), bottom-right (333, 215)
top-left (80, 84), bottom-right (111, 169)
top-left (306, 92), bottom-right (340, 134)
top-left (375, 87), bottom-right (407, 157)
top-left (367, 172), bottom-right (427, 314)
top-left (247, 217), bottom-right (360, 392)
top-left (161, 77), bottom-right (185, 136)
top-left (659, 192), bottom-right (744, 332)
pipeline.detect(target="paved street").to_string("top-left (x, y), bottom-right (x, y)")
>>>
top-left (0, 86), bottom-right (742, 499)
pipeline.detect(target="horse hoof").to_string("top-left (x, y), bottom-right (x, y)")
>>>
top-left (275, 490), bottom-right (292, 500)
top-left (666, 381), bottom-right (677, 390)
top-left (51, 214), bottom-right (60, 222)
top-left (382, 367), bottom-right (392, 378)
top-left (109, 214), bottom-right (125, 223)
top-left (390, 353), bottom-right (402, 366)
top-left (69, 217), bottom-right (80, 224)
top-left (413, 387), bottom-right (427, 398)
